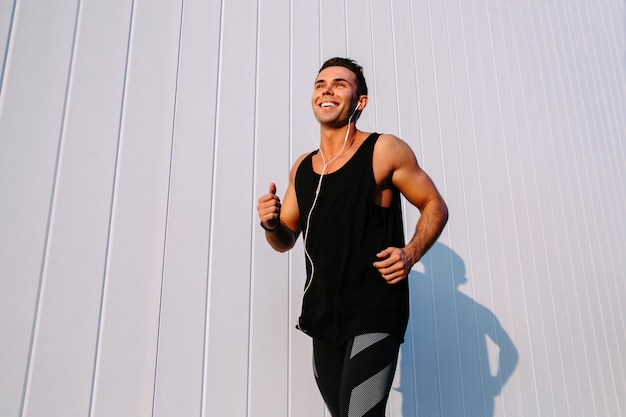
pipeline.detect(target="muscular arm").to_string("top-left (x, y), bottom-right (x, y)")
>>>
top-left (372, 135), bottom-right (449, 283)
top-left (257, 155), bottom-right (305, 252)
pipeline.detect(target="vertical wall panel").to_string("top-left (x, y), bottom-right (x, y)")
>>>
top-left (89, 0), bottom-right (183, 415)
top-left (503, 3), bottom-right (565, 416)
top-left (150, 0), bottom-right (220, 416)
top-left (0, 1), bottom-right (625, 417)
top-left (20, 0), bottom-right (134, 416)
top-left (345, 0), bottom-right (375, 132)
top-left (319, 0), bottom-right (347, 60)
top-left (550, 4), bottom-right (623, 416)
top-left (204, 0), bottom-right (257, 415)
top-left (0, 0), bottom-right (80, 415)
top-left (249, 0), bottom-right (291, 416)
top-left (533, 4), bottom-right (605, 416)
top-left (421, 2), bottom-right (465, 417)
top-left (369, 1), bottom-right (398, 135)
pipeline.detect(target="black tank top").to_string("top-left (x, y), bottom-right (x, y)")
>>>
top-left (295, 133), bottom-right (409, 346)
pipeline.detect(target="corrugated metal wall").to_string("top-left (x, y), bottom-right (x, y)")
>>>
top-left (1, 1), bottom-right (624, 416)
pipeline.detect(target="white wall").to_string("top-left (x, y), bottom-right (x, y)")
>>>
top-left (1, 1), bottom-right (624, 416)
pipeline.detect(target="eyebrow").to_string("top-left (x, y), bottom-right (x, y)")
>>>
top-left (315, 77), bottom-right (350, 85)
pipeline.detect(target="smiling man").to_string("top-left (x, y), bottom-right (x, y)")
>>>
top-left (257, 57), bottom-right (448, 417)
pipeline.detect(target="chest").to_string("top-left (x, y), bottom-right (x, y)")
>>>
top-left (309, 146), bottom-right (395, 208)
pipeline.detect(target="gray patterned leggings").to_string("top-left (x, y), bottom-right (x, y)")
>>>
top-left (312, 333), bottom-right (401, 417)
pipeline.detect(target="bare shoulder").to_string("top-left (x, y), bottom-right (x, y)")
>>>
top-left (375, 133), bottom-right (407, 148)
top-left (293, 151), bottom-right (311, 166)
top-left (373, 133), bottom-right (419, 171)
top-left (289, 151), bottom-right (312, 182)
top-left (278, 152), bottom-right (311, 235)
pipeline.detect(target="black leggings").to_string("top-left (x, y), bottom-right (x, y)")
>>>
top-left (312, 333), bottom-right (401, 417)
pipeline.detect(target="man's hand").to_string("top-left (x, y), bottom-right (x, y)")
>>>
top-left (257, 183), bottom-right (281, 230)
top-left (373, 247), bottom-right (415, 284)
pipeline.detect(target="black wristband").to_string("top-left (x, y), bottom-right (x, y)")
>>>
top-left (260, 221), bottom-right (279, 232)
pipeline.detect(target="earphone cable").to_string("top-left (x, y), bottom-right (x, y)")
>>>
top-left (298, 105), bottom-right (359, 325)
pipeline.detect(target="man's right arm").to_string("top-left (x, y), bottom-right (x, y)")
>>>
top-left (257, 156), bottom-right (304, 252)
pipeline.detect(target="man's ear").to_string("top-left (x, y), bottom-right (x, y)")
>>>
top-left (357, 95), bottom-right (369, 110)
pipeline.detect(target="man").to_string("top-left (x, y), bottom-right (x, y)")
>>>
top-left (257, 57), bottom-right (448, 417)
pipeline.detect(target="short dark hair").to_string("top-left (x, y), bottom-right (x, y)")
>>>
top-left (318, 57), bottom-right (368, 97)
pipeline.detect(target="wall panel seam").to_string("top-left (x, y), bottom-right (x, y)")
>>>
top-left (452, 0), bottom-right (491, 411)
top-left (88, 0), bottom-right (137, 415)
top-left (201, 0), bottom-right (224, 414)
top-left (287, 2), bottom-right (294, 413)
top-left (0, 0), bottom-right (18, 105)
top-left (529, 2), bottom-right (597, 415)
top-left (246, 1), bottom-right (262, 416)
top-left (19, 0), bottom-right (84, 415)
top-left (151, 0), bottom-right (186, 415)
top-left (574, 3), bottom-right (625, 411)
top-left (486, 4), bottom-right (541, 415)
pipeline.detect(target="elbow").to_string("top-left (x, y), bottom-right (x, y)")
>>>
top-left (435, 196), bottom-right (449, 230)
top-left (441, 198), bottom-right (449, 224)
top-left (274, 242), bottom-right (294, 253)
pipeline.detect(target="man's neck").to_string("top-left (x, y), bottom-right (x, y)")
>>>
top-left (318, 123), bottom-right (358, 153)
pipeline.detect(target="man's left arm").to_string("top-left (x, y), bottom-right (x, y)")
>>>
top-left (373, 135), bottom-right (449, 284)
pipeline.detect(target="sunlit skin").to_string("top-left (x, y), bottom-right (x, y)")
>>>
top-left (257, 66), bottom-right (448, 284)
top-left (311, 67), bottom-right (365, 130)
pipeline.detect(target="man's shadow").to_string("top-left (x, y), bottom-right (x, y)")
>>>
top-left (395, 243), bottom-right (518, 417)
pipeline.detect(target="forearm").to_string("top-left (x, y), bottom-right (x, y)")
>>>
top-left (404, 197), bottom-right (448, 265)
top-left (264, 222), bottom-right (298, 252)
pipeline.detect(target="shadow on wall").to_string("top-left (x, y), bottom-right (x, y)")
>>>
top-left (396, 243), bottom-right (518, 417)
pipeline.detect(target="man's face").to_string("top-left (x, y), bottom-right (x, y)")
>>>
top-left (311, 66), bottom-right (361, 127)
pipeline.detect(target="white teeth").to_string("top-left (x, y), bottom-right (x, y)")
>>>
top-left (321, 102), bottom-right (335, 108)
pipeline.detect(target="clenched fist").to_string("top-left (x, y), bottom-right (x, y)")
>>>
top-left (257, 183), bottom-right (281, 231)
